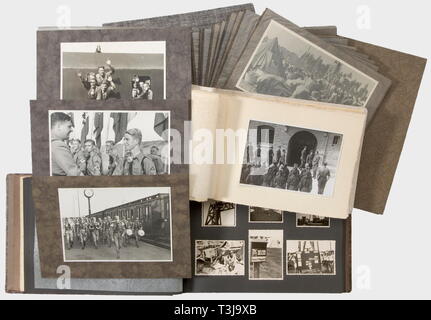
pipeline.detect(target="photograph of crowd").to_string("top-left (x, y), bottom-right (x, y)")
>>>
top-left (61, 41), bottom-right (165, 100)
top-left (240, 120), bottom-right (343, 196)
top-left (296, 214), bottom-right (330, 227)
top-left (249, 230), bottom-right (283, 280)
top-left (59, 187), bottom-right (172, 261)
top-left (236, 20), bottom-right (377, 107)
top-left (249, 207), bottom-right (283, 223)
top-left (50, 110), bottom-right (169, 176)
top-left (195, 240), bottom-right (245, 276)
top-left (287, 240), bottom-right (336, 275)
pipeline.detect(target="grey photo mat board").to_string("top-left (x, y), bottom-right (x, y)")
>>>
top-left (184, 201), bottom-right (351, 293)
top-left (102, 3), bottom-right (255, 84)
top-left (30, 99), bottom-right (189, 177)
top-left (37, 26), bottom-right (191, 101)
top-left (209, 11), bottom-right (243, 86)
top-left (102, 3), bottom-right (255, 29)
top-left (225, 9), bottom-right (391, 124)
top-left (32, 174), bottom-right (191, 279)
top-left (22, 177), bottom-right (183, 295)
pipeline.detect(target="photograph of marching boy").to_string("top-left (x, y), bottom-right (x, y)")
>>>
top-left (240, 120), bottom-right (342, 197)
top-left (249, 207), bottom-right (283, 223)
top-left (296, 213), bottom-right (330, 228)
top-left (287, 240), bottom-right (336, 275)
top-left (249, 230), bottom-right (283, 280)
top-left (59, 187), bottom-right (172, 262)
top-left (49, 110), bottom-right (169, 176)
top-left (61, 41), bottom-right (165, 100)
top-left (195, 240), bottom-right (245, 276)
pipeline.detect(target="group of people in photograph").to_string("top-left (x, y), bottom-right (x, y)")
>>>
top-left (63, 216), bottom-right (145, 259)
top-left (51, 112), bottom-right (165, 176)
top-left (76, 60), bottom-right (154, 100)
top-left (77, 60), bottom-right (117, 100)
top-left (241, 145), bottom-right (331, 195)
top-left (244, 37), bottom-right (371, 107)
top-left (131, 75), bottom-right (154, 100)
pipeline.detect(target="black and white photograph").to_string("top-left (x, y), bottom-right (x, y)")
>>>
top-left (58, 187), bottom-right (172, 262)
top-left (287, 240), bottom-right (336, 275)
top-left (195, 240), bottom-right (245, 276)
top-left (61, 41), bottom-right (165, 100)
top-left (236, 20), bottom-right (377, 107)
top-left (201, 201), bottom-right (236, 227)
top-left (296, 214), bottom-right (330, 228)
top-left (49, 110), bottom-right (169, 176)
top-left (240, 120), bottom-right (343, 196)
top-left (249, 207), bottom-right (283, 223)
top-left (249, 230), bottom-right (283, 280)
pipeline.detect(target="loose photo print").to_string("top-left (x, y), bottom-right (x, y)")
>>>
top-left (240, 120), bottom-right (342, 196)
top-left (296, 214), bottom-right (330, 228)
top-left (201, 200), bottom-right (236, 227)
top-left (287, 240), bottom-right (336, 275)
top-left (58, 187), bottom-right (172, 262)
top-left (195, 240), bottom-right (245, 276)
top-left (236, 20), bottom-right (377, 107)
top-left (249, 230), bottom-right (283, 280)
top-left (49, 110), bottom-right (169, 176)
top-left (61, 41), bottom-right (166, 100)
top-left (249, 207), bottom-right (283, 223)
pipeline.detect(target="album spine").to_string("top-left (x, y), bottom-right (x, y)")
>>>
top-left (5, 174), bottom-right (24, 293)
top-left (343, 215), bottom-right (352, 293)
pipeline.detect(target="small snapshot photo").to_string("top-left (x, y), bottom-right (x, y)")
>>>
top-left (201, 200), bottom-right (236, 227)
top-left (58, 187), bottom-right (172, 262)
top-left (61, 41), bottom-right (165, 100)
top-left (287, 240), bottom-right (336, 275)
top-left (236, 20), bottom-right (377, 107)
top-left (240, 120), bottom-right (343, 197)
top-left (195, 240), bottom-right (245, 276)
top-left (296, 214), bottom-right (330, 228)
top-left (249, 207), bottom-right (283, 223)
top-left (249, 230), bottom-right (283, 280)
top-left (49, 110), bottom-right (169, 176)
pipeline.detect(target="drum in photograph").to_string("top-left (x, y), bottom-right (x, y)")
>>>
top-left (126, 229), bottom-right (133, 236)
top-left (138, 229), bottom-right (145, 237)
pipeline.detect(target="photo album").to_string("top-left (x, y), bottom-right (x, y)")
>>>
top-left (5, 3), bottom-right (426, 295)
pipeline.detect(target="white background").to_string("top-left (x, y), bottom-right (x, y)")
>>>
top-left (0, 0), bottom-right (430, 300)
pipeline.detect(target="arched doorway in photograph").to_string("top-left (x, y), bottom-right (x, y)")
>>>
top-left (287, 131), bottom-right (317, 167)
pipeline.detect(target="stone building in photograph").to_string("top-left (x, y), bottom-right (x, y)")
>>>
top-left (244, 120), bottom-right (342, 171)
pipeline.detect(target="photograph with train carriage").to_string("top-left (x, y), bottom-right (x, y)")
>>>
top-left (287, 240), bottom-right (336, 275)
top-left (236, 20), bottom-right (377, 107)
top-left (195, 240), bottom-right (245, 276)
top-left (201, 200), bottom-right (236, 227)
top-left (58, 187), bottom-right (172, 261)
top-left (49, 110), bottom-right (169, 176)
top-left (61, 41), bottom-right (165, 100)
top-left (240, 120), bottom-right (343, 197)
